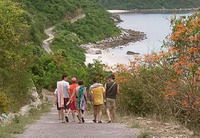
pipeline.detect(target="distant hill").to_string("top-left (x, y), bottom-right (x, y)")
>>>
top-left (96, 0), bottom-right (200, 9)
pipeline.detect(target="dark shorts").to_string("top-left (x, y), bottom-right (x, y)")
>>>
top-left (64, 98), bottom-right (70, 110)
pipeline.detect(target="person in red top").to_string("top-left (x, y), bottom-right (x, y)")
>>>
top-left (69, 77), bottom-right (79, 122)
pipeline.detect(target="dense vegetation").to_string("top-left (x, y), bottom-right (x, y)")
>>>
top-left (97, 0), bottom-right (200, 9)
top-left (0, 0), bottom-right (119, 113)
top-left (0, 1), bottom-right (34, 112)
top-left (115, 12), bottom-right (200, 132)
top-left (1, 0), bottom-right (199, 135)
top-left (31, 0), bottom-right (119, 90)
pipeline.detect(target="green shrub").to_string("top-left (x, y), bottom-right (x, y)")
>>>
top-left (0, 92), bottom-right (10, 113)
top-left (117, 67), bottom-right (172, 117)
top-left (116, 12), bottom-right (200, 133)
top-left (131, 122), bottom-right (140, 128)
top-left (1, 0), bottom-right (120, 113)
top-left (137, 131), bottom-right (151, 138)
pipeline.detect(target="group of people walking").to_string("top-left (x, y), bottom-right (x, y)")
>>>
top-left (54, 74), bottom-right (118, 124)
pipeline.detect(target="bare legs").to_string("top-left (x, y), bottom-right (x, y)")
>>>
top-left (78, 109), bottom-right (85, 123)
top-left (71, 110), bottom-right (76, 122)
top-left (93, 105), bottom-right (103, 123)
top-left (70, 110), bottom-right (79, 122)
top-left (106, 107), bottom-right (116, 122)
top-left (58, 110), bottom-right (61, 120)
top-left (106, 99), bottom-right (116, 123)
top-left (65, 109), bottom-right (70, 122)
top-left (98, 108), bottom-right (102, 123)
top-left (106, 108), bottom-right (112, 122)
top-left (110, 107), bottom-right (115, 122)
top-left (60, 109), bottom-right (65, 123)
top-left (93, 106), bottom-right (97, 122)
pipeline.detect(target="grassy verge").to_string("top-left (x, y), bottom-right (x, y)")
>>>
top-left (0, 103), bottom-right (51, 138)
top-left (137, 131), bottom-right (151, 138)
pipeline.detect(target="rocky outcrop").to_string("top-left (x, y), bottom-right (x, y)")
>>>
top-left (135, 117), bottom-right (194, 137)
top-left (111, 14), bottom-right (122, 23)
top-left (81, 46), bottom-right (102, 55)
top-left (127, 51), bottom-right (140, 55)
top-left (0, 87), bottom-right (42, 124)
top-left (80, 29), bottom-right (146, 55)
top-left (42, 89), bottom-right (55, 103)
top-left (122, 116), bottom-right (194, 138)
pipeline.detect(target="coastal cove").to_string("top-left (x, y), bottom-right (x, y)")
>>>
top-left (107, 8), bottom-right (198, 14)
top-left (1, 0), bottom-right (199, 137)
top-left (85, 12), bottom-right (192, 66)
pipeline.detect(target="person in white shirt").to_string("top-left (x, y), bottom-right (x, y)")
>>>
top-left (57, 74), bottom-right (70, 123)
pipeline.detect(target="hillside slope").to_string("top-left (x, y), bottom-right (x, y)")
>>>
top-left (0, 0), bottom-right (119, 113)
top-left (96, 0), bottom-right (200, 9)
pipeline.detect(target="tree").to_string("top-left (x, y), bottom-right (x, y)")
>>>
top-left (0, 0), bottom-right (33, 112)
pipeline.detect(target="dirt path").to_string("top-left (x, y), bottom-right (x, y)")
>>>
top-left (17, 106), bottom-right (140, 138)
top-left (42, 26), bottom-right (55, 54)
top-left (42, 14), bottom-right (86, 54)
top-left (70, 14), bottom-right (86, 23)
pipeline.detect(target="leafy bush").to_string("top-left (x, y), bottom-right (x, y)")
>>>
top-left (0, 0), bottom-right (33, 113)
top-left (116, 66), bottom-right (173, 117)
top-left (115, 12), bottom-right (200, 132)
top-left (1, 0), bottom-right (119, 113)
top-left (38, 0), bottom-right (120, 90)
top-left (0, 92), bottom-right (10, 113)
top-left (86, 60), bottom-right (111, 85)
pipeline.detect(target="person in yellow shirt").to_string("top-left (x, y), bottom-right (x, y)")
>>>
top-left (90, 79), bottom-right (105, 123)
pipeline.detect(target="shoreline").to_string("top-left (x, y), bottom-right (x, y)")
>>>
top-left (84, 9), bottom-right (193, 64)
top-left (81, 28), bottom-right (146, 55)
top-left (108, 8), bottom-right (199, 14)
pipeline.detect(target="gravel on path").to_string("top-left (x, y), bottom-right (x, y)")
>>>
top-left (17, 106), bottom-right (140, 138)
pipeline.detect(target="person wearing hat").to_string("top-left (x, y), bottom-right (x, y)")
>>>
top-left (68, 77), bottom-right (79, 122)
